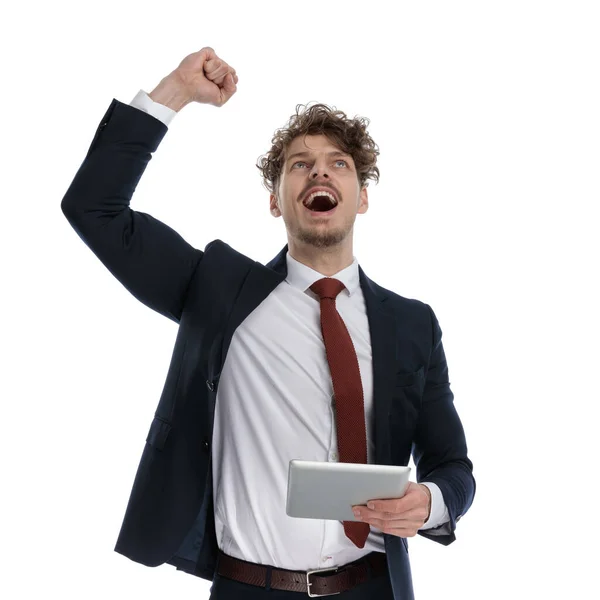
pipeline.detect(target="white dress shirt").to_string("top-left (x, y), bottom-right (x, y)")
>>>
top-left (126, 89), bottom-right (450, 570)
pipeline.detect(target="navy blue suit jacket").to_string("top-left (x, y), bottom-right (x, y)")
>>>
top-left (61, 99), bottom-right (475, 600)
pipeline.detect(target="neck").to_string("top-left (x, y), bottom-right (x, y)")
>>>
top-left (287, 238), bottom-right (354, 277)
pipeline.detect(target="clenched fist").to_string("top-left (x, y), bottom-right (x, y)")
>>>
top-left (174, 46), bottom-right (238, 107)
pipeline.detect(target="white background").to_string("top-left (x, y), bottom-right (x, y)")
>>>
top-left (2, 1), bottom-right (599, 598)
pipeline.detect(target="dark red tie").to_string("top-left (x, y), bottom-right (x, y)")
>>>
top-left (309, 277), bottom-right (370, 549)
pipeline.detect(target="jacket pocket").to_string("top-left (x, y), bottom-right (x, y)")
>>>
top-left (146, 415), bottom-right (172, 451)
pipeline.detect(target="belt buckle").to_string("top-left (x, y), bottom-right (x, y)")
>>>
top-left (306, 566), bottom-right (341, 597)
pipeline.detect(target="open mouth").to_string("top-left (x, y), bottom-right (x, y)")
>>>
top-left (302, 193), bottom-right (338, 216)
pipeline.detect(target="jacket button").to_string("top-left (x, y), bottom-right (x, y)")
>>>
top-left (202, 438), bottom-right (210, 451)
top-left (206, 380), bottom-right (214, 391)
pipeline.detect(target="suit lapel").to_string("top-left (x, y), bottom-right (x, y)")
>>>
top-left (218, 244), bottom-right (397, 463)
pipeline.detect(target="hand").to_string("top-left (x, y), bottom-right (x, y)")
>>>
top-left (174, 46), bottom-right (238, 107)
top-left (351, 482), bottom-right (432, 538)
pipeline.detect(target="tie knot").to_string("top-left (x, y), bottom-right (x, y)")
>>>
top-left (310, 277), bottom-right (346, 300)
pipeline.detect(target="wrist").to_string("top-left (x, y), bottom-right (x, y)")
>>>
top-left (148, 72), bottom-right (192, 112)
top-left (420, 483), bottom-right (432, 521)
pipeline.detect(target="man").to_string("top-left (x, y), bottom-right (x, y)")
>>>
top-left (61, 47), bottom-right (475, 600)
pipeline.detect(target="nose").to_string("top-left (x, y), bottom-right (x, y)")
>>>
top-left (309, 164), bottom-right (330, 179)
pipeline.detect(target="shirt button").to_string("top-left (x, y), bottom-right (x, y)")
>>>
top-left (331, 452), bottom-right (338, 461)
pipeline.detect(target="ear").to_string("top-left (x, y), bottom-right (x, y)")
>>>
top-left (270, 193), bottom-right (281, 217)
top-left (357, 186), bottom-right (369, 214)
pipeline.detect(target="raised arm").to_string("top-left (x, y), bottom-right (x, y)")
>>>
top-left (60, 47), bottom-right (238, 323)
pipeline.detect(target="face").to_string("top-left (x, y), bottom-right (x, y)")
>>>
top-left (269, 134), bottom-right (368, 250)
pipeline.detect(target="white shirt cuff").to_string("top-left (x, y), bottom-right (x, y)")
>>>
top-left (419, 482), bottom-right (450, 530)
top-left (129, 89), bottom-right (177, 127)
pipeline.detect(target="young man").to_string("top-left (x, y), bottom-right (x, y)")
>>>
top-left (61, 47), bottom-right (475, 600)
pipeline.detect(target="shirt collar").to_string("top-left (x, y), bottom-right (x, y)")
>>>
top-left (285, 251), bottom-right (360, 298)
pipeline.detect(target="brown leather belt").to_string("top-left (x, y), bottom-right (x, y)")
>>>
top-left (216, 549), bottom-right (388, 597)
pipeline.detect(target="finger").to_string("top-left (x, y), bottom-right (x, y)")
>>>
top-left (209, 59), bottom-right (233, 78)
top-left (361, 507), bottom-right (425, 522)
top-left (213, 69), bottom-right (237, 87)
top-left (227, 72), bottom-right (237, 91)
top-left (218, 72), bottom-right (237, 104)
top-left (358, 506), bottom-right (399, 520)
top-left (385, 526), bottom-right (418, 537)
top-left (207, 64), bottom-right (232, 83)
top-left (205, 58), bottom-right (227, 76)
top-left (212, 63), bottom-right (236, 80)
top-left (219, 70), bottom-right (238, 84)
top-left (202, 46), bottom-right (216, 59)
top-left (362, 495), bottom-right (418, 518)
top-left (366, 516), bottom-right (423, 533)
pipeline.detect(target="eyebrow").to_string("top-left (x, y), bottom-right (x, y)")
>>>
top-left (286, 150), bottom-right (351, 163)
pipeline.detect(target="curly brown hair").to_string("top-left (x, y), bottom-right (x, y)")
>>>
top-left (256, 102), bottom-right (381, 196)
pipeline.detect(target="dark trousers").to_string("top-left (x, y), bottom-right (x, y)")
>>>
top-left (208, 552), bottom-right (394, 599)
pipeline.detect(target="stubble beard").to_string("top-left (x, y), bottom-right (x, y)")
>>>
top-left (291, 214), bottom-right (354, 249)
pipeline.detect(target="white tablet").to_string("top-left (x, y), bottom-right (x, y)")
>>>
top-left (286, 459), bottom-right (411, 522)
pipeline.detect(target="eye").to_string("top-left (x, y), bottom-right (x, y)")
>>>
top-left (292, 160), bottom-right (348, 168)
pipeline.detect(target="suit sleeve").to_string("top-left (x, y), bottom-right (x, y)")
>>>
top-left (60, 98), bottom-right (203, 324)
top-left (412, 303), bottom-right (476, 545)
